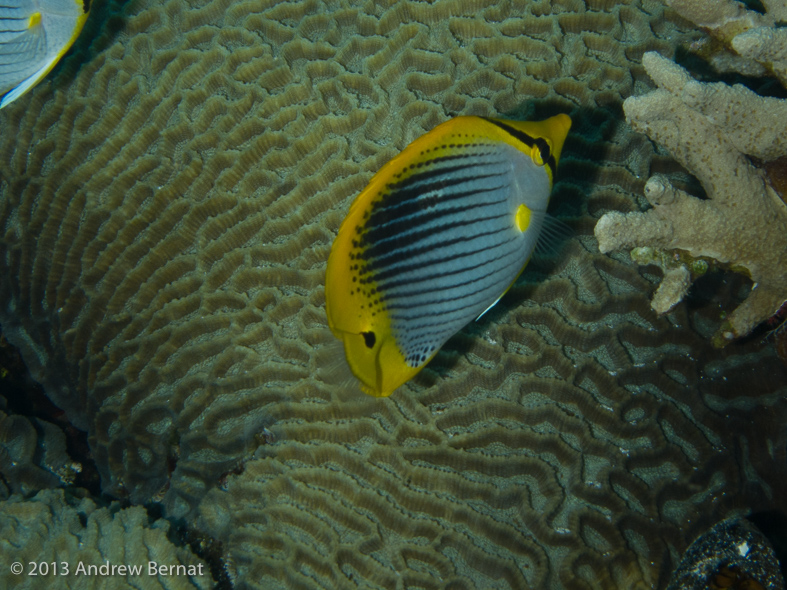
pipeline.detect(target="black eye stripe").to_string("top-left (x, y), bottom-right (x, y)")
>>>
top-left (362, 331), bottom-right (376, 348)
top-left (481, 118), bottom-right (557, 177)
top-left (535, 138), bottom-right (550, 162)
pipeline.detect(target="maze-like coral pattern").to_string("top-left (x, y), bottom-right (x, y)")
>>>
top-left (0, 489), bottom-right (213, 589)
top-left (0, 0), bottom-right (786, 588)
top-left (197, 245), bottom-right (787, 589)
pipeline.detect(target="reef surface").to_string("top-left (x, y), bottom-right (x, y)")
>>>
top-left (0, 0), bottom-right (786, 588)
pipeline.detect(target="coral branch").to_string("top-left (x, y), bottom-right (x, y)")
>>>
top-left (595, 52), bottom-right (787, 345)
top-left (668, 0), bottom-right (787, 85)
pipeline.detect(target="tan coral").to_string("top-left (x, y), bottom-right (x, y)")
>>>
top-left (1, 0), bottom-right (786, 589)
top-left (595, 52), bottom-right (787, 346)
top-left (0, 489), bottom-right (213, 589)
top-left (0, 408), bottom-right (81, 497)
top-left (0, 0), bottom-right (694, 516)
top-left (668, 0), bottom-right (787, 84)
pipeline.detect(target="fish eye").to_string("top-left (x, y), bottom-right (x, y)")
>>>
top-left (362, 331), bottom-right (376, 348)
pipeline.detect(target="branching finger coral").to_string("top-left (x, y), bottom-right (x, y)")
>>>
top-left (667, 0), bottom-right (787, 85)
top-left (595, 51), bottom-right (787, 346)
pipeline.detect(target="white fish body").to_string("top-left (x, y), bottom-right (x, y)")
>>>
top-left (0, 0), bottom-right (90, 109)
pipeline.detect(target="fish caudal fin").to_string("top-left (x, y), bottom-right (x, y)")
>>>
top-left (0, 0), bottom-right (90, 109)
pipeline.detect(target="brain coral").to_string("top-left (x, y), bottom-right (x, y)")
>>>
top-left (0, 404), bottom-right (79, 498)
top-left (0, 489), bottom-right (213, 589)
top-left (0, 0), bottom-right (786, 588)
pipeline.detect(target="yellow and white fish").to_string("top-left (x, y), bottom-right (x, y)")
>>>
top-left (0, 0), bottom-right (90, 109)
top-left (325, 114), bottom-right (572, 397)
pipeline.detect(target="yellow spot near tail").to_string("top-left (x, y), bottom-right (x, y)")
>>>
top-left (515, 204), bottom-right (531, 232)
top-left (28, 12), bottom-right (42, 28)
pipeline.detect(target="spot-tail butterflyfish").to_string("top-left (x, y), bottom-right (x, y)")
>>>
top-left (325, 114), bottom-right (572, 397)
top-left (0, 0), bottom-right (90, 109)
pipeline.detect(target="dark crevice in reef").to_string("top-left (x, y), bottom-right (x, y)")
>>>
top-left (748, 511), bottom-right (787, 584)
top-left (0, 327), bottom-right (102, 498)
top-left (1, 327), bottom-right (232, 586)
top-left (146, 502), bottom-right (233, 589)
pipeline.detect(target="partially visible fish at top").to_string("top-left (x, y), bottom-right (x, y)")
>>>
top-left (325, 113), bottom-right (572, 397)
top-left (0, 0), bottom-right (90, 109)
